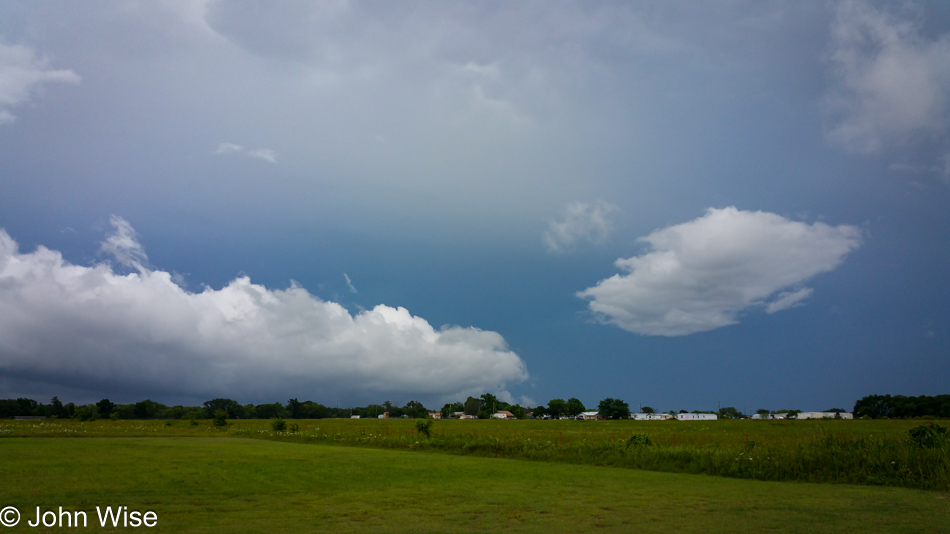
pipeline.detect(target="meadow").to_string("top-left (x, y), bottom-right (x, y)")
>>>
top-left (2, 436), bottom-right (948, 533)
top-left (2, 417), bottom-right (948, 491)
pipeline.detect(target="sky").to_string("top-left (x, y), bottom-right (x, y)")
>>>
top-left (1, 0), bottom-right (949, 413)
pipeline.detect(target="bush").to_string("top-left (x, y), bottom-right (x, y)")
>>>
top-left (212, 409), bottom-right (228, 427)
top-left (288, 423), bottom-right (299, 434)
top-left (909, 423), bottom-right (949, 448)
top-left (624, 434), bottom-right (652, 448)
top-left (416, 419), bottom-right (434, 438)
top-left (271, 418), bottom-right (287, 432)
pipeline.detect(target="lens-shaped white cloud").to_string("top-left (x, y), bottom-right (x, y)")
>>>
top-left (0, 218), bottom-right (528, 404)
top-left (577, 207), bottom-right (862, 336)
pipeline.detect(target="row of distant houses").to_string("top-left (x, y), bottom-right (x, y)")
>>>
top-left (357, 410), bottom-right (853, 421)
top-left (750, 412), bottom-right (853, 420)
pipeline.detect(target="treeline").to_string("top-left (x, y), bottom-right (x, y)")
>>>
top-left (6, 393), bottom-right (946, 421)
top-left (0, 397), bottom-right (365, 421)
top-left (853, 394), bottom-right (950, 419)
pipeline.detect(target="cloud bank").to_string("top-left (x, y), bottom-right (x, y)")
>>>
top-left (824, 1), bottom-right (950, 169)
top-left (0, 218), bottom-right (527, 404)
top-left (577, 207), bottom-right (862, 337)
top-left (544, 201), bottom-right (618, 253)
top-left (0, 40), bottom-right (80, 124)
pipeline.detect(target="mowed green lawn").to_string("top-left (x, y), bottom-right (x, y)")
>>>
top-left (1, 437), bottom-right (947, 533)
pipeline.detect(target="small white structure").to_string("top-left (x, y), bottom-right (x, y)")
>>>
top-left (676, 413), bottom-right (717, 421)
top-left (796, 412), bottom-right (853, 420)
top-left (631, 413), bottom-right (673, 421)
top-left (577, 411), bottom-right (601, 420)
top-left (492, 410), bottom-right (515, 419)
top-left (350, 415), bottom-right (360, 419)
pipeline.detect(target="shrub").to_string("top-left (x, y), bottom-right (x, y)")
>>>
top-left (416, 419), bottom-right (434, 438)
top-left (271, 418), bottom-right (287, 432)
top-left (212, 409), bottom-right (228, 427)
top-left (189, 418), bottom-right (199, 426)
top-left (625, 434), bottom-right (652, 448)
top-left (288, 423), bottom-right (299, 434)
top-left (909, 423), bottom-right (949, 448)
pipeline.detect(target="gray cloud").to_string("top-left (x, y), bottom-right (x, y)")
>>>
top-left (0, 220), bottom-right (528, 404)
top-left (578, 208), bottom-right (862, 336)
top-left (544, 200), bottom-right (618, 253)
top-left (824, 1), bottom-right (950, 174)
top-left (0, 40), bottom-right (79, 124)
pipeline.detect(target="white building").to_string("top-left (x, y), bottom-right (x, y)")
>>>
top-left (576, 411), bottom-right (601, 420)
top-left (750, 413), bottom-right (787, 420)
top-left (631, 413), bottom-right (673, 421)
top-left (796, 412), bottom-right (853, 420)
top-left (676, 413), bottom-right (717, 421)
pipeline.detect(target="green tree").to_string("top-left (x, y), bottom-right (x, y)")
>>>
top-left (853, 394), bottom-right (891, 419)
top-left (463, 396), bottom-right (480, 416)
top-left (133, 399), bottom-right (165, 419)
top-left (597, 398), bottom-right (631, 420)
top-left (50, 396), bottom-right (68, 418)
top-left (718, 406), bottom-right (743, 419)
top-left (641, 406), bottom-right (655, 414)
top-left (255, 402), bottom-right (288, 419)
top-left (74, 405), bottom-right (97, 421)
top-left (479, 393), bottom-right (500, 415)
top-left (96, 398), bottom-right (115, 419)
top-left (441, 402), bottom-right (463, 419)
top-left (547, 398), bottom-right (566, 419)
top-left (565, 398), bottom-right (585, 418)
top-left (286, 398), bottom-right (301, 419)
top-left (403, 400), bottom-right (429, 419)
top-left (203, 398), bottom-right (242, 419)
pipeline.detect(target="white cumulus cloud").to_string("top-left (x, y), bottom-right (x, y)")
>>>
top-left (824, 2), bottom-right (950, 159)
top-left (544, 200), bottom-right (618, 253)
top-left (0, 219), bottom-right (528, 404)
top-left (0, 40), bottom-right (80, 124)
top-left (577, 207), bottom-right (862, 337)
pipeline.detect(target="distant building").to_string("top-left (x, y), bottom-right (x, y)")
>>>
top-left (492, 410), bottom-right (515, 419)
top-left (796, 412), bottom-right (853, 420)
top-left (577, 411), bottom-right (601, 420)
top-left (631, 413), bottom-right (673, 421)
top-left (676, 413), bottom-right (717, 421)
top-left (459, 414), bottom-right (476, 420)
top-left (350, 415), bottom-right (360, 419)
top-left (428, 412), bottom-right (442, 419)
top-left (378, 412), bottom-right (390, 419)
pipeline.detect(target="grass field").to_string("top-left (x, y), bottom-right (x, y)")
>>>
top-left (2, 436), bottom-right (948, 533)
top-left (3, 418), bottom-right (948, 490)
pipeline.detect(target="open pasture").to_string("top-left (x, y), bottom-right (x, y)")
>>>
top-left (2, 418), bottom-right (948, 491)
top-left (0, 417), bottom-right (928, 444)
top-left (1, 437), bottom-right (948, 533)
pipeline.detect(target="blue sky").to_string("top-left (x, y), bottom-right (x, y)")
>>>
top-left (1, 1), bottom-right (948, 413)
